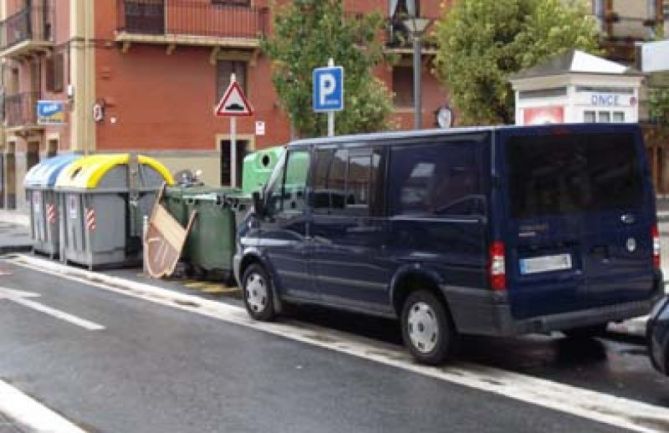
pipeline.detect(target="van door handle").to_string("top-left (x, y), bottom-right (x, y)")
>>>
top-left (620, 213), bottom-right (635, 225)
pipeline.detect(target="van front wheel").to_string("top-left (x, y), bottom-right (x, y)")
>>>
top-left (401, 290), bottom-right (456, 365)
top-left (242, 264), bottom-right (276, 321)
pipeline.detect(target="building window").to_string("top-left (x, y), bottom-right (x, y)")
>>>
top-left (598, 111), bottom-right (611, 123)
top-left (584, 111), bottom-right (596, 122)
top-left (613, 111), bottom-right (625, 122)
top-left (45, 53), bottom-right (64, 93)
top-left (216, 60), bottom-right (247, 101)
top-left (392, 66), bottom-right (413, 107)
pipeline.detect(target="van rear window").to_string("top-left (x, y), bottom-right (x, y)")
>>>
top-left (506, 133), bottom-right (643, 219)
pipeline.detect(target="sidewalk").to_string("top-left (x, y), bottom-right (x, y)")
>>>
top-left (0, 210), bottom-right (31, 254)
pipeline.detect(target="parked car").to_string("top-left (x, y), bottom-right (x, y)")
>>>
top-left (648, 296), bottom-right (669, 375)
top-left (234, 124), bottom-right (664, 365)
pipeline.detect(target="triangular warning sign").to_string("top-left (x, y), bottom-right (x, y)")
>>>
top-left (215, 81), bottom-right (254, 117)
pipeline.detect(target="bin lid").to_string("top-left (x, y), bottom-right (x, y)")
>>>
top-left (55, 154), bottom-right (174, 190)
top-left (24, 153), bottom-right (82, 188)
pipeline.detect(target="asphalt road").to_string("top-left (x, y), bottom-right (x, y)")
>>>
top-left (0, 260), bottom-right (667, 433)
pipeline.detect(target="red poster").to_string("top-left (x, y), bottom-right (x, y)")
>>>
top-left (523, 106), bottom-right (564, 125)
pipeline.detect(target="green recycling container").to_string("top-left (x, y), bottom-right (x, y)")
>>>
top-left (163, 186), bottom-right (243, 276)
top-left (242, 146), bottom-right (284, 194)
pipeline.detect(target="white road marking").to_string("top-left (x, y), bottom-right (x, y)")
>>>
top-left (8, 254), bottom-right (669, 433)
top-left (0, 379), bottom-right (87, 433)
top-left (0, 286), bottom-right (105, 331)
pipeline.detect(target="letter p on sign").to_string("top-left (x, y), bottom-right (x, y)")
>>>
top-left (313, 66), bottom-right (344, 112)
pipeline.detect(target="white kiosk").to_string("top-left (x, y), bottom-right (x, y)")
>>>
top-left (510, 50), bottom-right (643, 126)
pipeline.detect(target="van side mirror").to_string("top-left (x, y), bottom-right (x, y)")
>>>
top-left (252, 191), bottom-right (264, 216)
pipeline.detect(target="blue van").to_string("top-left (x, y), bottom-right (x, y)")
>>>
top-left (233, 124), bottom-right (664, 364)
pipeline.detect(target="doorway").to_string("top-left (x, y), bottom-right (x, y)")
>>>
top-left (5, 142), bottom-right (16, 209)
top-left (220, 139), bottom-right (249, 187)
top-left (27, 141), bottom-right (40, 173)
top-left (47, 138), bottom-right (58, 158)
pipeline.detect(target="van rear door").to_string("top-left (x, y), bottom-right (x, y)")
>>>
top-left (500, 126), bottom-right (655, 320)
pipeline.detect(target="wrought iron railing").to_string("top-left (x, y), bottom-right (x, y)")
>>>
top-left (0, 3), bottom-right (53, 51)
top-left (117, 0), bottom-right (269, 39)
top-left (4, 92), bottom-right (39, 127)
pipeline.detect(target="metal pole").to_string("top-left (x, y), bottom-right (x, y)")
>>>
top-left (328, 58), bottom-right (335, 137)
top-left (413, 32), bottom-right (422, 130)
top-left (230, 73), bottom-right (237, 188)
top-left (231, 116), bottom-right (237, 188)
top-left (328, 112), bottom-right (334, 137)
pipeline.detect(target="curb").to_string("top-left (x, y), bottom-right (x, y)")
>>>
top-left (8, 254), bottom-right (239, 316)
top-left (0, 245), bottom-right (33, 255)
top-left (7, 254), bottom-right (658, 341)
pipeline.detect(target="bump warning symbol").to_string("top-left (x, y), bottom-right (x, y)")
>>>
top-left (215, 81), bottom-right (254, 117)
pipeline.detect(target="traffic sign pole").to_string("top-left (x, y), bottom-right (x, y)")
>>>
top-left (215, 72), bottom-right (254, 188)
top-left (231, 116), bottom-right (237, 188)
top-left (230, 74), bottom-right (237, 188)
top-left (328, 112), bottom-right (334, 137)
top-left (327, 58), bottom-right (335, 137)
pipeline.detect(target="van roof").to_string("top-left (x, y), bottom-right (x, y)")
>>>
top-left (287, 123), bottom-right (641, 148)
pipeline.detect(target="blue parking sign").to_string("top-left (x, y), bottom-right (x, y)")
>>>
top-left (313, 66), bottom-right (344, 112)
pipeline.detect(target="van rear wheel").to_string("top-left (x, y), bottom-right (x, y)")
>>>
top-left (242, 264), bottom-right (276, 321)
top-left (401, 290), bottom-right (457, 365)
top-left (563, 323), bottom-right (608, 339)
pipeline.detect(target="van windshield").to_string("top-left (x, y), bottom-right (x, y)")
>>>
top-left (506, 133), bottom-right (643, 219)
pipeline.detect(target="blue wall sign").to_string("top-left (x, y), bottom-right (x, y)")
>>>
top-left (313, 66), bottom-right (344, 112)
top-left (37, 100), bottom-right (66, 125)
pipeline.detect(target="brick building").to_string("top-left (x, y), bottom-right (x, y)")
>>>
top-left (0, 0), bottom-right (449, 210)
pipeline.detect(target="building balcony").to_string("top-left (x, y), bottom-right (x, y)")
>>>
top-left (0, 4), bottom-right (54, 59)
top-left (4, 92), bottom-right (42, 132)
top-left (115, 0), bottom-right (270, 51)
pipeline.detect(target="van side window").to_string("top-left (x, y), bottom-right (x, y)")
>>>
top-left (265, 148), bottom-right (310, 215)
top-left (311, 147), bottom-right (382, 216)
top-left (281, 149), bottom-right (310, 213)
top-left (390, 141), bottom-right (485, 217)
top-left (264, 151), bottom-right (286, 215)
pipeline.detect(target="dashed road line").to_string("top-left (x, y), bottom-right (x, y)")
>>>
top-left (7, 254), bottom-right (669, 433)
top-left (0, 379), bottom-right (87, 433)
top-left (0, 286), bottom-right (105, 331)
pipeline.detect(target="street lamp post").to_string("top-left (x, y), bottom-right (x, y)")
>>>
top-left (403, 17), bottom-right (431, 130)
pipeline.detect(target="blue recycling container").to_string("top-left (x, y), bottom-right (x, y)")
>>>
top-left (24, 153), bottom-right (81, 258)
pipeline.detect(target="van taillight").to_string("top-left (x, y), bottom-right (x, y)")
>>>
top-left (652, 224), bottom-right (661, 270)
top-left (489, 241), bottom-right (506, 291)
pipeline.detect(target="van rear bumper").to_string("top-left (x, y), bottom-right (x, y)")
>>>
top-left (442, 275), bottom-right (664, 336)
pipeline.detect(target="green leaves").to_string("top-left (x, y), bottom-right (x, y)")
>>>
top-left (650, 88), bottom-right (669, 124)
top-left (434, 0), bottom-right (600, 125)
top-left (262, 0), bottom-right (392, 138)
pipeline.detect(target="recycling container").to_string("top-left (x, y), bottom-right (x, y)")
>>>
top-left (24, 153), bottom-right (82, 258)
top-left (242, 146), bottom-right (284, 194)
top-left (55, 154), bottom-right (174, 269)
top-left (162, 186), bottom-right (241, 277)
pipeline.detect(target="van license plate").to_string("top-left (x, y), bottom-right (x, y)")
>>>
top-left (520, 254), bottom-right (572, 275)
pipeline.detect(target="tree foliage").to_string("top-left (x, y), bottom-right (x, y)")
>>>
top-left (650, 88), bottom-right (669, 125)
top-left (262, 0), bottom-right (393, 138)
top-left (434, 0), bottom-right (600, 125)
